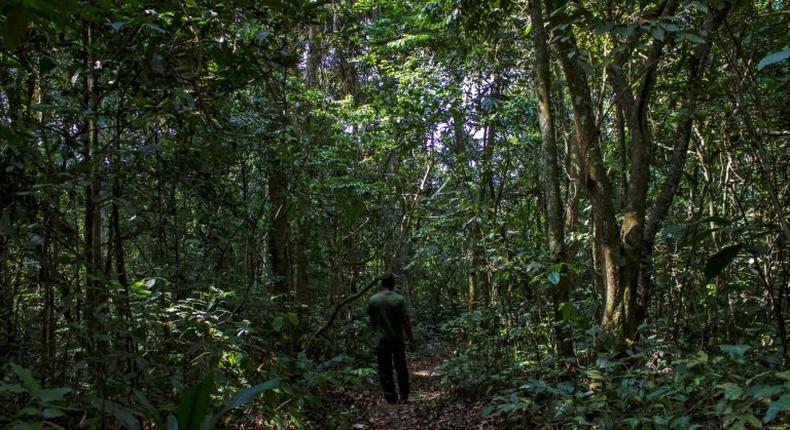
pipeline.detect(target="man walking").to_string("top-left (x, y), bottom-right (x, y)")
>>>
top-left (366, 273), bottom-right (415, 404)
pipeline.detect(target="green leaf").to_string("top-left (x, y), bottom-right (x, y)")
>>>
top-left (177, 374), bottom-right (214, 430)
top-left (38, 388), bottom-right (70, 403)
top-left (662, 224), bottom-right (684, 240)
top-left (624, 417), bottom-right (641, 426)
top-left (108, 21), bottom-right (126, 32)
top-left (18, 406), bottom-right (41, 417)
top-left (0, 125), bottom-right (20, 145)
top-left (704, 244), bottom-right (743, 279)
top-left (679, 32), bottom-right (706, 44)
top-left (92, 400), bottom-right (142, 430)
top-left (130, 279), bottom-right (153, 297)
top-left (688, 1), bottom-right (709, 13)
top-left (687, 228), bottom-right (717, 245)
top-left (719, 344), bottom-right (750, 358)
top-left (143, 23), bottom-right (166, 34)
top-left (615, 25), bottom-right (635, 38)
top-left (739, 414), bottom-right (762, 428)
top-left (11, 364), bottom-right (40, 395)
top-left (272, 316), bottom-right (285, 332)
top-left (42, 408), bottom-right (65, 419)
top-left (757, 48), bottom-right (790, 71)
top-left (650, 25), bottom-right (665, 41)
top-left (3, 6), bottom-right (28, 49)
top-left (0, 383), bottom-right (26, 394)
top-left (205, 378), bottom-right (281, 429)
top-left (775, 370), bottom-right (790, 381)
top-left (39, 55), bottom-right (57, 74)
top-left (287, 312), bottom-right (299, 326)
top-left (647, 386), bottom-right (671, 400)
top-left (594, 22), bottom-right (613, 35)
top-left (763, 393), bottom-right (790, 424)
top-left (547, 272), bottom-right (561, 285)
top-left (752, 385), bottom-right (784, 399)
top-left (559, 302), bottom-right (578, 321)
top-left (585, 369), bottom-right (604, 380)
top-left (717, 382), bottom-right (743, 400)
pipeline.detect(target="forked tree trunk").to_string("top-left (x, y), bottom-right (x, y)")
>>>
top-left (545, 0), bottom-right (730, 347)
top-left (638, 4), bottom-right (731, 325)
top-left (545, 0), bottom-right (634, 347)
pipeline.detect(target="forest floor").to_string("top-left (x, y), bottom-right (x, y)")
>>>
top-left (339, 340), bottom-right (500, 430)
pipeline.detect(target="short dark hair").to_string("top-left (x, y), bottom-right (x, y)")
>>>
top-left (381, 273), bottom-right (395, 290)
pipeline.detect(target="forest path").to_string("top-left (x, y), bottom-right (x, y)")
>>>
top-left (344, 340), bottom-right (499, 430)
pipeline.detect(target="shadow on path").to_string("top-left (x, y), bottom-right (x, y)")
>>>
top-left (346, 340), bottom-right (499, 430)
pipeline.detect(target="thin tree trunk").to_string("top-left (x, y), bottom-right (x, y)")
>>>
top-left (39, 223), bottom-right (55, 382)
top-left (529, 0), bottom-right (574, 357)
top-left (295, 222), bottom-right (310, 304)
top-left (266, 70), bottom-right (292, 298)
top-left (82, 15), bottom-right (107, 398)
top-left (305, 26), bottom-right (321, 87)
top-left (616, 104), bottom-right (627, 208)
top-left (268, 163), bottom-right (291, 295)
top-left (637, 4), bottom-right (730, 325)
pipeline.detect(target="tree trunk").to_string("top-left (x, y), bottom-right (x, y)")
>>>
top-left (637, 4), bottom-right (730, 326)
top-left (0, 231), bottom-right (11, 359)
top-left (268, 162), bottom-right (291, 295)
top-left (529, 0), bottom-right (574, 357)
top-left (545, 0), bottom-right (631, 346)
top-left (266, 71), bottom-right (293, 297)
top-left (82, 16), bottom-right (107, 393)
top-left (305, 25), bottom-right (321, 87)
top-left (294, 222), bottom-right (310, 304)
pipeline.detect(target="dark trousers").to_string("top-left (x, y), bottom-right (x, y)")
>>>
top-left (376, 345), bottom-right (409, 403)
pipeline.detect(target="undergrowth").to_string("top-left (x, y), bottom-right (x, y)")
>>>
top-left (439, 307), bottom-right (790, 429)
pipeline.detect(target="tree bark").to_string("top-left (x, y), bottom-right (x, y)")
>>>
top-left (600, 0), bottom-right (679, 342)
top-left (294, 222), bottom-right (311, 304)
top-left (82, 16), bottom-right (107, 395)
top-left (545, 0), bottom-right (629, 346)
top-left (308, 275), bottom-right (384, 349)
top-left (305, 25), bottom-right (321, 87)
top-left (268, 163), bottom-right (291, 295)
top-left (637, 4), bottom-right (731, 326)
top-left (529, 0), bottom-right (574, 357)
top-left (83, 17), bottom-right (105, 343)
top-left (266, 72), bottom-right (292, 296)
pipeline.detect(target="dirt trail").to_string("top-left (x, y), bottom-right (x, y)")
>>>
top-left (344, 341), bottom-right (499, 430)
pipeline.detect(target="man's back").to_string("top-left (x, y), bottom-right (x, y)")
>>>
top-left (367, 290), bottom-right (407, 347)
top-left (366, 274), bottom-right (414, 405)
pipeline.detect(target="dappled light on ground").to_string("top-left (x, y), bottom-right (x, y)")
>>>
top-left (345, 341), bottom-right (500, 430)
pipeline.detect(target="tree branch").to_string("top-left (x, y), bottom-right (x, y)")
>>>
top-left (307, 275), bottom-right (384, 348)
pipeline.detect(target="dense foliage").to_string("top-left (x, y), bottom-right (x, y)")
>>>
top-left (1, 0), bottom-right (788, 428)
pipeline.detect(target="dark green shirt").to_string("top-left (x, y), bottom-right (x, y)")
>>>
top-left (367, 290), bottom-right (408, 348)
